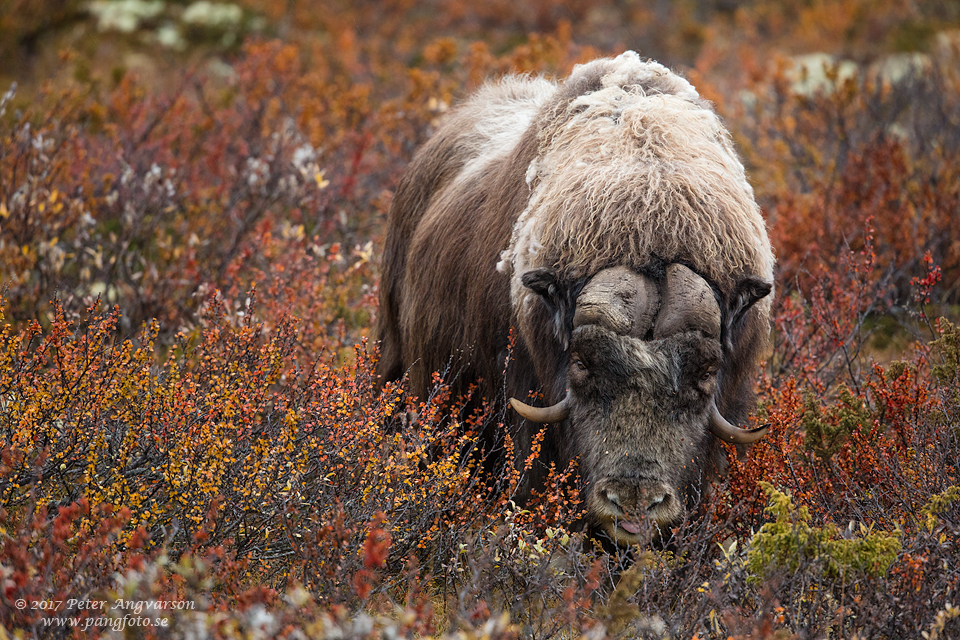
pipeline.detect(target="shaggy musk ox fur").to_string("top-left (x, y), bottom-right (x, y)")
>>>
top-left (376, 51), bottom-right (775, 545)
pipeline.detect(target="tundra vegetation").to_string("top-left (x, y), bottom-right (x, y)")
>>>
top-left (1, 1), bottom-right (959, 638)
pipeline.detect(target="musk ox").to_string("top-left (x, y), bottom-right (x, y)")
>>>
top-left (376, 51), bottom-right (775, 545)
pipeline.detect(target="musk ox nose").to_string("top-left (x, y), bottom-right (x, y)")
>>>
top-left (589, 478), bottom-right (682, 541)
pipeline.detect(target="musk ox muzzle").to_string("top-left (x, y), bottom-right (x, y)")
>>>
top-left (511, 264), bottom-right (768, 545)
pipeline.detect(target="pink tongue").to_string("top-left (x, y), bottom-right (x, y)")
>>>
top-left (620, 521), bottom-right (641, 534)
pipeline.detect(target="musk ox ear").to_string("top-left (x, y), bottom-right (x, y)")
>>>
top-left (521, 268), bottom-right (584, 348)
top-left (724, 276), bottom-right (773, 350)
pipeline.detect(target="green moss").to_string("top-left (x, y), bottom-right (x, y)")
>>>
top-left (802, 385), bottom-right (871, 462)
top-left (930, 318), bottom-right (960, 387)
top-left (891, 20), bottom-right (936, 53)
top-left (885, 360), bottom-right (910, 381)
top-left (920, 485), bottom-right (960, 532)
top-left (747, 483), bottom-right (901, 583)
top-left (596, 559), bottom-right (644, 635)
top-left (865, 312), bottom-right (909, 353)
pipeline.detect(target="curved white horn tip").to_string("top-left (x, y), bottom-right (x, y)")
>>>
top-left (508, 394), bottom-right (571, 423)
top-left (709, 403), bottom-right (769, 445)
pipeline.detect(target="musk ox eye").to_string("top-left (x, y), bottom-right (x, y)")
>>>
top-left (569, 355), bottom-right (588, 379)
top-left (700, 370), bottom-right (715, 382)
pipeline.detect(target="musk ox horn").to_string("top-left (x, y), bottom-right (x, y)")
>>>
top-left (653, 264), bottom-right (721, 339)
top-left (708, 402), bottom-right (769, 444)
top-left (573, 266), bottom-right (659, 338)
top-left (509, 391), bottom-right (571, 423)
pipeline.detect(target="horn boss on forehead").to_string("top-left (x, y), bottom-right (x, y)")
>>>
top-left (572, 266), bottom-right (659, 336)
top-left (653, 263), bottom-right (721, 340)
top-left (376, 51), bottom-right (775, 546)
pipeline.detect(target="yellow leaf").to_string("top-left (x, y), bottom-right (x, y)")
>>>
top-left (314, 171), bottom-right (330, 189)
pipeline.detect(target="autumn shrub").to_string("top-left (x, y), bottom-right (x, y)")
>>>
top-left (0, 294), bottom-right (606, 637)
top-left (2, 262), bottom-right (954, 637)
top-left (717, 250), bottom-right (960, 638)
top-left (0, 42), bottom-right (389, 341)
top-left (742, 65), bottom-right (960, 303)
top-left (688, 8), bottom-right (960, 306)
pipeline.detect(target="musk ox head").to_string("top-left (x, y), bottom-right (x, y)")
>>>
top-left (511, 263), bottom-right (771, 545)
